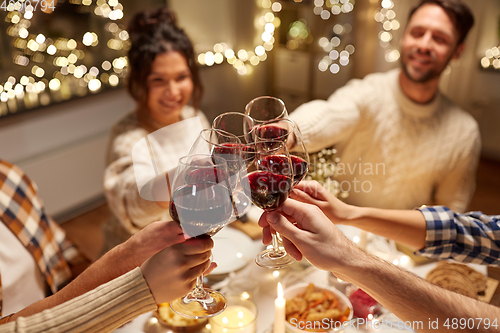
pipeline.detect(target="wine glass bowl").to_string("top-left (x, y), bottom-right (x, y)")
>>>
top-left (254, 118), bottom-right (294, 150)
top-left (212, 112), bottom-right (255, 144)
top-left (242, 141), bottom-right (296, 268)
top-left (255, 119), bottom-right (310, 187)
top-left (245, 96), bottom-right (288, 127)
top-left (286, 120), bottom-right (310, 186)
top-left (189, 129), bottom-right (243, 190)
top-left (169, 154), bottom-right (234, 318)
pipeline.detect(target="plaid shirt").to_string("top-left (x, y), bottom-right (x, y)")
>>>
top-left (416, 206), bottom-right (500, 266)
top-left (0, 160), bottom-right (85, 322)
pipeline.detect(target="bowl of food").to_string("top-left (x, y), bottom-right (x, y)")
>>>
top-left (144, 303), bottom-right (208, 333)
top-left (284, 283), bottom-right (353, 332)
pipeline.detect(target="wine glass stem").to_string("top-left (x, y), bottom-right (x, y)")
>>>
top-left (191, 275), bottom-right (206, 298)
top-left (271, 233), bottom-right (282, 255)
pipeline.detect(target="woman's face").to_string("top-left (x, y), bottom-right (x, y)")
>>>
top-left (146, 51), bottom-right (194, 126)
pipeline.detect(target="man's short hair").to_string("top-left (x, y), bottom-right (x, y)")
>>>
top-left (408, 0), bottom-right (474, 45)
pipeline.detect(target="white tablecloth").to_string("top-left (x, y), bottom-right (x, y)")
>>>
top-left (112, 225), bottom-right (487, 333)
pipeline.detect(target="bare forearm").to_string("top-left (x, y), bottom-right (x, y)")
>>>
top-left (337, 253), bottom-right (500, 333)
top-left (345, 207), bottom-right (426, 250)
top-left (9, 242), bottom-right (139, 321)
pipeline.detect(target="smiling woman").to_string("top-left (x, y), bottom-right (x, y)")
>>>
top-left (101, 6), bottom-right (211, 253)
top-left (146, 52), bottom-right (194, 126)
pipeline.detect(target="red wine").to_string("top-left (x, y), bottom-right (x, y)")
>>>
top-left (290, 156), bottom-right (308, 185)
top-left (212, 143), bottom-right (242, 177)
top-left (169, 184), bottom-right (233, 237)
top-left (185, 167), bottom-right (230, 185)
top-left (258, 155), bottom-right (292, 176)
top-left (255, 125), bottom-right (289, 141)
top-left (244, 171), bottom-right (292, 211)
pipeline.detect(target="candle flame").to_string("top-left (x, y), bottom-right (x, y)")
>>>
top-left (277, 282), bottom-right (283, 299)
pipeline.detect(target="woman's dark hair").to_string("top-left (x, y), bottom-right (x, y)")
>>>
top-left (127, 7), bottom-right (202, 114)
top-left (408, 0), bottom-right (474, 45)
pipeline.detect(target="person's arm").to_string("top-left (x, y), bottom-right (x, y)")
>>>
top-left (0, 239), bottom-right (215, 333)
top-left (259, 200), bottom-right (500, 333)
top-left (290, 181), bottom-right (427, 250)
top-left (416, 206), bottom-right (500, 266)
top-left (6, 220), bottom-right (210, 322)
top-left (289, 77), bottom-right (375, 152)
top-left (290, 181), bottom-right (500, 264)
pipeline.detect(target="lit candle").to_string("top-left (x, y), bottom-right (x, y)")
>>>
top-left (274, 282), bottom-right (285, 333)
top-left (210, 305), bottom-right (256, 333)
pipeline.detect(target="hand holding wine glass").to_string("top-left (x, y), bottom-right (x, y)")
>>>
top-left (243, 141), bottom-right (296, 268)
top-left (169, 154), bottom-right (234, 318)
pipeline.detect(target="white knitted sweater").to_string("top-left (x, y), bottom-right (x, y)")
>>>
top-left (104, 107), bottom-right (210, 235)
top-left (290, 69), bottom-right (480, 212)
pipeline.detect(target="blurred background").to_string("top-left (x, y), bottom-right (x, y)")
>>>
top-left (0, 0), bottom-right (498, 238)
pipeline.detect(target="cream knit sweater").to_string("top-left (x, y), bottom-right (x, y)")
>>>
top-left (104, 107), bottom-right (210, 235)
top-left (0, 268), bottom-right (156, 333)
top-left (290, 69), bottom-right (480, 212)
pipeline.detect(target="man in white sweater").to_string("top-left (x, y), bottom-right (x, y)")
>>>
top-left (290, 0), bottom-right (480, 212)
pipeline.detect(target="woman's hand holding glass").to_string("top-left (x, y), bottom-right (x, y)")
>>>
top-left (169, 154), bottom-right (234, 318)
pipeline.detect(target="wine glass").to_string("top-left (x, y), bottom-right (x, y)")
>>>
top-left (245, 96), bottom-right (288, 129)
top-left (242, 141), bottom-right (296, 269)
top-left (256, 118), bottom-right (310, 186)
top-left (212, 112), bottom-right (256, 217)
top-left (189, 129), bottom-right (243, 190)
top-left (212, 111), bottom-right (255, 144)
top-left (189, 128), bottom-right (251, 219)
top-left (169, 154), bottom-right (234, 318)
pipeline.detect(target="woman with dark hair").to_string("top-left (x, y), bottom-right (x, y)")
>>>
top-left (102, 7), bottom-right (210, 251)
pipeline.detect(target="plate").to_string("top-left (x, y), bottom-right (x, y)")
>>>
top-left (209, 227), bottom-right (256, 276)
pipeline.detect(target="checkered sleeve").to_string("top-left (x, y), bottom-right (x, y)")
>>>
top-left (47, 215), bottom-right (87, 267)
top-left (416, 206), bottom-right (500, 265)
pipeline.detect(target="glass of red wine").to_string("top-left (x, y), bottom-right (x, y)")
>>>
top-left (242, 141), bottom-right (296, 269)
top-left (212, 112), bottom-right (256, 217)
top-left (169, 154), bottom-right (234, 318)
top-left (212, 111), bottom-right (255, 144)
top-left (245, 96), bottom-right (288, 129)
top-left (255, 119), bottom-right (310, 186)
top-left (188, 129), bottom-right (251, 219)
top-left (188, 129), bottom-right (243, 190)
top-left (254, 118), bottom-right (293, 149)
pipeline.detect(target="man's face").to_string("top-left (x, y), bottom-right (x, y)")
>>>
top-left (400, 4), bottom-right (463, 83)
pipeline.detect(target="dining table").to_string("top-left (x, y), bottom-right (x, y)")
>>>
top-left (112, 207), bottom-right (500, 333)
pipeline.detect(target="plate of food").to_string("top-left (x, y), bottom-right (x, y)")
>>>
top-left (284, 282), bottom-right (353, 332)
top-left (209, 227), bottom-right (260, 276)
top-left (423, 261), bottom-right (498, 302)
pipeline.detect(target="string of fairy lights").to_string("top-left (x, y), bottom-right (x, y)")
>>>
top-left (480, 46), bottom-right (500, 71)
top-left (310, 0), bottom-right (355, 74)
top-left (1, 0), bottom-right (496, 117)
top-left (0, 0), bottom-right (129, 116)
top-left (197, 0), bottom-right (280, 76)
top-left (374, 0), bottom-right (401, 63)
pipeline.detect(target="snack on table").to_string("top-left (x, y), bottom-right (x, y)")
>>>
top-left (348, 288), bottom-right (379, 319)
top-left (156, 303), bottom-right (207, 332)
top-left (426, 262), bottom-right (487, 299)
top-left (285, 283), bottom-right (350, 331)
